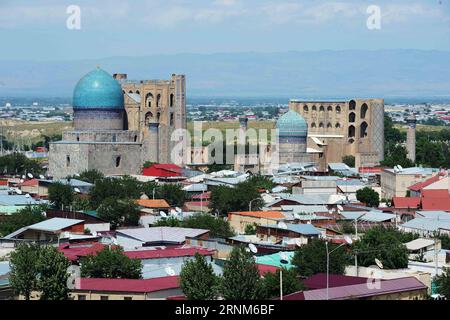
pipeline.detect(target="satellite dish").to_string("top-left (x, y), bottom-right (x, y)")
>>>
top-left (16, 189), bottom-right (23, 195)
top-left (25, 194), bottom-right (30, 198)
top-left (74, 187), bottom-right (81, 193)
top-left (39, 175), bottom-right (45, 179)
top-left (397, 165), bottom-right (403, 171)
top-left (20, 179), bottom-right (24, 183)
top-left (175, 207), bottom-right (182, 213)
top-left (295, 238), bottom-right (303, 247)
top-left (27, 173), bottom-right (33, 179)
top-left (337, 205), bottom-right (344, 211)
top-left (21, 175), bottom-right (25, 179)
top-left (278, 221), bottom-right (288, 230)
top-left (165, 266), bottom-right (176, 276)
top-left (160, 211), bottom-right (168, 218)
top-left (74, 173), bottom-right (80, 177)
top-left (248, 243), bottom-right (258, 254)
top-left (343, 235), bottom-right (353, 245)
top-left (375, 258), bottom-right (384, 269)
top-left (111, 237), bottom-right (119, 245)
top-left (293, 213), bottom-right (301, 220)
top-left (280, 252), bottom-right (289, 265)
top-left (92, 231), bottom-right (97, 237)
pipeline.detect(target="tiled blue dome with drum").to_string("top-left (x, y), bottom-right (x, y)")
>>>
top-left (73, 68), bottom-right (124, 110)
top-left (72, 68), bottom-right (125, 131)
top-left (276, 110), bottom-right (308, 137)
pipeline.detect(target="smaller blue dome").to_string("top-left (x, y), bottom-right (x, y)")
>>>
top-left (276, 110), bottom-right (308, 137)
top-left (73, 68), bottom-right (124, 110)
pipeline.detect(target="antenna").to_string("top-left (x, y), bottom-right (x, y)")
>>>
top-left (27, 173), bottom-right (33, 179)
top-left (280, 252), bottom-right (289, 265)
top-left (375, 258), bottom-right (384, 269)
top-left (248, 243), bottom-right (258, 254)
top-left (278, 221), bottom-right (288, 230)
top-left (165, 266), bottom-right (176, 276)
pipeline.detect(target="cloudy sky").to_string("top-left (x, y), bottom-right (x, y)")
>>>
top-left (1, 0), bottom-right (450, 60)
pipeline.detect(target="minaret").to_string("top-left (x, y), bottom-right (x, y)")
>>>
top-left (406, 114), bottom-right (417, 163)
top-left (149, 122), bottom-right (160, 163)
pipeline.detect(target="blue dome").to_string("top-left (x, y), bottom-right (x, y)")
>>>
top-left (276, 110), bottom-right (308, 137)
top-left (73, 68), bottom-right (124, 110)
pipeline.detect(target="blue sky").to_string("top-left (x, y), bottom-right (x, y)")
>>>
top-left (1, 0), bottom-right (450, 60)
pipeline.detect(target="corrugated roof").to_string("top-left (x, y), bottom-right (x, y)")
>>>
top-left (260, 223), bottom-right (321, 235)
top-left (228, 211), bottom-right (286, 219)
top-left (137, 199), bottom-right (170, 209)
top-left (123, 247), bottom-right (215, 259)
top-left (255, 252), bottom-right (294, 269)
top-left (408, 175), bottom-right (441, 192)
top-left (421, 197), bottom-right (450, 211)
top-left (117, 227), bottom-right (209, 244)
top-left (76, 276), bottom-right (180, 293)
top-left (392, 197), bottom-right (420, 209)
top-left (404, 238), bottom-right (436, 251)
top-left (288, 277), bottom-right (426, 300)
top-left (0, 195), bottom-right (39, 206)
top-left (340, 211), bottom-right (396, 222)
top-left (304, 273), bottom-right (368, 290)
top-left (3, 217), bottom-right (84, 239)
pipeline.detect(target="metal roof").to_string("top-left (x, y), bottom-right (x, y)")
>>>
top-left (116, 227), bottom-right (209, 244)
top-left (401, 217), bottom-right (450, 232)
top-left (340, 211), bottom-right (396, 222)
top-left (404, 238), bottom-right (436, 251)
top-left (3, 217), bottom-right (84, 239)
top-left (261, 223), bottom-right (321, 235)
top-left (0, 195), bottom-right (39, 206)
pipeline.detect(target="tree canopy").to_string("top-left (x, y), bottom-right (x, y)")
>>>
top-left (97, 198), bottom-right (140, 229)
top-left (258, 268), bottom-right (303, 299)
top-left (48, 182), bottom-right (73, 210)
top-left (179, 253), bottom-right (220, 300)
top-left (210, 181), bottom-right (263, 216)
top-left (0, 153), bottom-right (44, 176)
top-left (436, 267), bottom-right (450, 299)
top-left (80, 247), bottom-right (142, 279)
top-left (353, 226), bottom-right (409, 269)
top-left (221, 246), bottom-right (261, 300)
top-left (292, 239), bottom-right (350, 278)
top-left (356, 187), bottom-right (380, 207)
top-left (0, 205), bottom-right (46, 237)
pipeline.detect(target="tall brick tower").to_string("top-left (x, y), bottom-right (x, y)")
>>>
top-left (406, 114), bottom-right (417, 163)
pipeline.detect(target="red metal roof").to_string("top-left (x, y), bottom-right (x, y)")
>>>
top-left (192, 192), bottom-right (211, 200)
top-left (142, 164), bottom-right (183, 177)
top-left (421, 197), bottom-right (450, 211)
top-left (408, 175), bottom-right (441, 192)
top-left (20, 179), bottom-right (39, 187)
top-left (421, 189), bottom-right (450, 198)
top-left (304, 273), bottom-right (368, 290)
top-left (284, 277), bottom-right (426, 300)
top-left (58, 242), bottom-right (106, 262)
top-left (76, 276), bottom-right (180, 293)
top-left (123, 247), bottom-right (215, 260)
top-left (392, 197), bottom-right (420, 209)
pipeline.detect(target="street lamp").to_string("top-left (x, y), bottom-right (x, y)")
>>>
top-left (353, 212), bottom-right (367, 276)
top-left (326, 236), bottom-right (353, 300)
top-left (279, 252), bottom-right (289, 300)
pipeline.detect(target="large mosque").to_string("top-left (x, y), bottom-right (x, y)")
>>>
top-left (48, 68), bottom-right (186, 178)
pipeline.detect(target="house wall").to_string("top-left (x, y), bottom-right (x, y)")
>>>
top-left (228, 214), bottom-right (278, 234)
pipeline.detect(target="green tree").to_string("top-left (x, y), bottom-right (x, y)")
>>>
top-left (90, 176), bottom-right (143, 208)
top-left (246, 175), bottom-right (276, 191)
top-left (0, 153), bottom-right (44, 175)
top-left (48, 182), bottom-right (73, 210)
top-left (342, 155), bottom-right (355, 167)
top-left (179, 253), bottom-right (220, 300)
top-left (292, 239), bottom-right (350, 277)
top-left (353, 226), bottom-right (409, 269)
top-left (221, 246), bottom-right (261, 300)
top-left (381, 144), bottom-right (414, 168)
top-left (210, 181), bottom-right (263, 216)
top-left (244, 223), bottom-right (257, 235)
top-left (258, 268), bottom-right (303, 299)
top-left (438, 233), bottom-right (450, 250)
top-left (436, 267), bottom-right (450, 299)
top-left (76, 169), bottom-right (104, 184)
top-left (9, 243), bottom-right (40, 300)
top-left (155, 183), bottom-right (187, 207)
top-left (80, 247), bottom-right (142, 279)
top-left (154, 216), bottom-right (182, 227)
top-left (37, 246), bottom-right (70, 300)
top-left (356, 187), bottom-right (380, 207)
top-left (182, 214), bottom-right (235, 238)
top-left (0, 205), bottom-right (46, 237)
top-left (97, 198), bottom-right (140, 229)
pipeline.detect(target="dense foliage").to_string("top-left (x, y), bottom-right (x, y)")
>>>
top-left (80, 247), bottom-right (142, 279)
top-left (292, 239), bottom-right (350, 277)
top-left (0, 205), bottom-right (46, 237)
top-left (221, 246), bottom-right (261, 300)
top-left (154, 214), bottom-right (235, 238)
top-left (0, 153), bottom-right (44, 176)
top-left (258, 268), bottom-right (303, 299)
top-left (353, 226), bottom-right (410, 269)
top-left (9, 243), bottom-right (70, 300)
top-left (179, 253), bottom-right (220, 300)
top-left (210, 180), bottom-right (263, 215)
top-left (342, 155), bottom-right (355, 167)
top-left (97, 198), bottom-right (140, 229)
top-left (356, 187), bottom-right (380, 207)
top-left (436, 267), bottom-right (450, 299)
top-left (48, 182), bottom-right (73, 210)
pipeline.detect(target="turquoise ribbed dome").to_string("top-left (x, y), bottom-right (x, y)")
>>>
top-left (73, 68), bottom-right (124, 110)
top-left (276, 110), bottom-right (308, 137)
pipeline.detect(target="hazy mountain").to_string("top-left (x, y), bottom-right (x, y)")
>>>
top-left (1, 50), bottom-right (450, 100)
